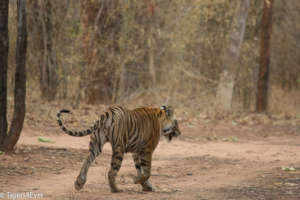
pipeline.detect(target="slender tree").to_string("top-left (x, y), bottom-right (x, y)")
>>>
top-left (147, 0), bottom-right (156, 84)
top-left (40, 0), bottom-right (58, 101)
top-left (80, 0), bottom-right (121, 104)
top-left (0, 0), bottom-right (9, 148)
top-left (0, 0), bottom-right (27, 152)
top-left (215, 0), bottom-right (250, 111)
top-left (256, 0), bottom-right (274, 112)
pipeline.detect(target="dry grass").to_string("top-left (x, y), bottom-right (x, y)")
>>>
top-left (5, 75), bottom-right (300, 135)
top-left (269, 86), bottom-right (300, 115)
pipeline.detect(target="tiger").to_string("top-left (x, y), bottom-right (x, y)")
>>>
top-left (56, 105), bottom-right (181, 193)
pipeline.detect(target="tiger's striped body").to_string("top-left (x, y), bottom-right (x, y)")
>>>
top-left (57, 106), bottom-right (180, 192)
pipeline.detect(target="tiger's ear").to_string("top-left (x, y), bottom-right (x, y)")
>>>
top-left (160, 106), bottom-right (167, 111)
top-left (160, 105), bottom-right (174, 118)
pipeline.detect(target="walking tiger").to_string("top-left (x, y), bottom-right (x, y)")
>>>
top-left (57, 105), bottom-right (181, 192)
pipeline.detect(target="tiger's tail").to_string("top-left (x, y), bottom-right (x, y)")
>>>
top-left (57, 109), bottom-right (98, 137)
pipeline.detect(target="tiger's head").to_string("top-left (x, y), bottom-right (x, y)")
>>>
top-left (160, 106), bottom-right (181, 142)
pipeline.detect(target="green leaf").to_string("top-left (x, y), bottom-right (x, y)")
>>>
top-left (38, 137), bottom-right (54, 143)
top-left (281, 166), bottom-right (296, 171)
top-left (0, 151), bottom-right (4, 155)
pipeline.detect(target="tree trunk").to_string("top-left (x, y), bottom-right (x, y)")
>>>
top-left (2, 0), bottom-right (27, 152)
top-left (148, 28), bottom-right (156, 85)
top-left (80, 0), bottom-right (100, 66)
top-left (27, 0), bottom-right (45, 99)
top-left (80, 0), bottom-right (121, 104)
top-left (256, 0), bottom-right (274, 112)
top-left (40, 0), bottom-right (58, 101)
top-left (76, 0), bottom-right (100, 106)
top-left (0, 0), bottom-right (9, 148)
top-left (147, 0), bottom-right (156, 85)
top-left (215, 0), bottom-right (250, 111)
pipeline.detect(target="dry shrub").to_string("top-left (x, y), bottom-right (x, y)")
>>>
top-left (268, 86), bottom-right (300, 116)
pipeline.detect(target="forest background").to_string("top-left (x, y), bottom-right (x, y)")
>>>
top-left (4, 0), bottom-right (300, 136)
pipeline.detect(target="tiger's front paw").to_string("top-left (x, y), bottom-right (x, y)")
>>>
top-left (142, 181), bottom-right (155, 192)
top-left (75, 175), bottom-right (86, 191)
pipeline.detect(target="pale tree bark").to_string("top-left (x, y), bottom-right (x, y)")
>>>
top-left (256, 0), bottom-right (274, 112)
top-left (1, 0), bottom-right (27, 152)
top-left (147, 0), bottom-right (156, 84)
top-left (215, 0), bottom-right (250, 111)
top-left (148, 30), bottom-right (156, 84)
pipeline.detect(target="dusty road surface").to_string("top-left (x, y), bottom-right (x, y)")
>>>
top-left (1, 121), bottom-right (300, 200)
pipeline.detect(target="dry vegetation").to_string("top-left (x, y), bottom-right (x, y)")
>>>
top-left (5, 0), bottom-right (300, 116)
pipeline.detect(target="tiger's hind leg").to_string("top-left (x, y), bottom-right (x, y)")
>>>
top-left (108, 147), bottom-right (124, 193)
top-left (75, 134), bottom-right (103, 191)
top-left (132, 153), bottom-right (155, 192)
top-left (75, 151), bottom-right (98, 190)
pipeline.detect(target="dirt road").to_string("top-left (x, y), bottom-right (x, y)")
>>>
top-left (1, 122), bottom-right (300, 200)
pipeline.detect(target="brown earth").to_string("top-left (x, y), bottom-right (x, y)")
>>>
top-left (1, 120), bottom-right (300, 200)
